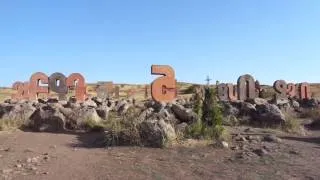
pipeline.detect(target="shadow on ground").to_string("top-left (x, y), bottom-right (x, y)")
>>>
top-left (20, 127), bottom-right (107, 149)
top-left (68, 132), bottom-right (107, 148)
top-left (281, 136), bottom-right (320, 146)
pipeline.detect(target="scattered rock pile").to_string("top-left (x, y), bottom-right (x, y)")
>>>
top-left (0, 96), bottom-right (318, 147)
top-left (220, 98), bottom-right (304, 127)
top-left (0, 97), bottom-right (198, 147)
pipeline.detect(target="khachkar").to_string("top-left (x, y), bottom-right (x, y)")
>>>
top-left (217, 74), bottom-right (312, 101)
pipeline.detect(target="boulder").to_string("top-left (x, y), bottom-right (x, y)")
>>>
top-left (66, 100), bottom-right (81, 110)
top-left (38, 99), bottom-right (47, 104)
top-left (152, 101), bottom-right (166, 112)
top-left (171, 104), bottom-right (198, 124)
top-left (175, 122), bottom-right (188, 135)
top-left (58, 100), bottom-right (68, 107)
top-left (276, 99), bottom-right (290, 106)
top-left (139, 119), bottom-right (176, 148)
top-left (0, 103), bottom-right (14, 117)
top-left (91, 97), bottom-right (103, 106)
top-left (249, 98), bottom-right (268, 106)
top-left (221, 102), bottom-right (240, 117)
top-left (29, 105), bottom-right (66, 132)
top-left (116, 100), bottom-right (132, 115)
top-left (72, 107), bottom-right (102, 130)
top-left (82, 99), bottom-right (98, 108)
top-left (144, 100), bottom-right (166, 112)
top-left (240, 102), bottom-right (256, 116)
top-left (158, 119), bottom-right (176, 142)
top-left (96, 105), bottom-right (111, 120)
top-left (137, 108), bottom-right (154, 123)
top-left (254, 104), bottom-right (286, 127)
top-left (58, 106), bottom-right (102, 130)
top-left (157, 108), bottom-right (178, 124)
top-left (291, 100), bottom-right (300, 110)
top-left (300, 98), bottom-right (319, 108)
top-left (47, 98), bottom-right (59, 104)
top-left (0, 102), bottom-right (36, 127)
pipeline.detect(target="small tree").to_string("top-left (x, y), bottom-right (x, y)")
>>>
top-left (188, 85), bottom-right (224, 140)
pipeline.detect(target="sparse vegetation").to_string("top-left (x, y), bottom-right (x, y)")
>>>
top-left (282, 113), bottom-right (301, 134)
top-left (104, 107), bottom-right (142, 147)
top-left (301, 108), bottom-right (320, 128)
top-left (0, 118), bottom-right (24, 131)
top-left (187, 86), bottom-right (225, 140)
top-left (183, 85), bottom-right (198, 94)
top-left (259, 88), bottom-right (275, 99)
top-left (300, 108), bottom-right (320, 119)
top-left (82, 117), bottom-right (106, 132)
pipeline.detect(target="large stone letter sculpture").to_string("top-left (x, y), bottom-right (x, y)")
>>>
top-left (29, 72), bottom-right (49, 100)
top-left (300, 82), bottom-right (311, 100)
top-left (151, 65), bottom-right (176, 103)
top-left (96, 82), bottom-right (113, 99)
top-left (237, 74), bottom-right (256, 101)
top-left (12, 82), bottom-right (25, 100)
top-left (217, 83), bottom-right (228, 101)
top-left (49, 72), bottom-right (68, 100)
top-left (273, 80), bottom-right (287, 99)
top-left (144, 85), bottom-right (149, 99)
top-left (287, 83), bottom-right (296, 98)
top-left (227, 83), bottom-right (238, 101)
top-left (66, 73), bottom-right (86, 102)
top-left (96, 85), bottom-right (108, 100)
top-left (114, 86), bottom-right (120, 99)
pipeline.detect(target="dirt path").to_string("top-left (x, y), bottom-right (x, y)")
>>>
top-left (0, 129), bottom-right (319, 180)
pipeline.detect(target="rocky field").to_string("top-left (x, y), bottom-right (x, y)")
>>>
top-left (0, 85), bottom-right (320, 180)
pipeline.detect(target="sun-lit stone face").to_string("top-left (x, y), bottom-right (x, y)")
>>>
top-left (29, 72), bottom-right (49, 100)
top-left (9, 67), bottom-right (313, 103)
top-left (217, 75), bottom-right (312, 102)
top-left (12, 72), bottom-right (87, 102)
top-left (151, 65), bottom-right (177, 103)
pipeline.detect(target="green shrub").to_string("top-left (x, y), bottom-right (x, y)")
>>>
top-left (187, 86), bottom-right (225, 140)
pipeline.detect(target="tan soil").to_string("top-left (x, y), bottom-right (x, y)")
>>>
top-left (0, 128), bottom-right (319, 180)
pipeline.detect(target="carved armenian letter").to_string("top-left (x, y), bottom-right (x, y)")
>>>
top-left (114, 86), bottom-right (120, 99)
top-left (66, 73), bottom-right (86, 101)
top-left (287, 83), bottom-right (296, 98)
top-left (151, 65), bottom-right (176, 103)
top-left (227, 83), bottom-right (238, 101)
top-left (300, 82), bottom-right (311, 100)
top-left (237, 74), bottom-right (256, 101)
top-left (12, 81), bottom-right (24, 100)
top-left (144, 85), bottom-right (149, 99)
top-left (49, 72), bottom-right (68, 100)
top-left (29, 72), bottom-right (49, 100)
top-left (217, 83), bottom-right (228, 101)
top-left (273, 80), bottom-right (287, 99)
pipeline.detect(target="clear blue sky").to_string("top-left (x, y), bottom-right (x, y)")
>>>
top-left (1, 0), bottom-right (320, 87)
